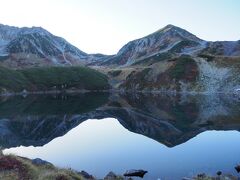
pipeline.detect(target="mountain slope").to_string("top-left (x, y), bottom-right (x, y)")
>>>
top-left (96, 25), bottom-right (206, 66)
top-left (93, 25), bottom-right (240, 67)
top-left (0, 66), bottom-right (109, 93)
top-left (106, 54), bottom-right (240, 93)
top-left (95, 25), bottom-right (240, 93)
top-left (201, 40), bottom-right (240, 56)
top-left (1, 23), bottom-right (240, 93)
top-left (0, 24), bottom-right (110, 68)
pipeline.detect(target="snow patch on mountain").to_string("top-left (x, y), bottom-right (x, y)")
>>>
top-left (182, 41), bottom-right (208, 55)
top-left (195, 58), bottom-right (239, 93)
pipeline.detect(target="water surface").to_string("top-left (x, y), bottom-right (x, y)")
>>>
top-left (1, 92), bottom-right (240, 179)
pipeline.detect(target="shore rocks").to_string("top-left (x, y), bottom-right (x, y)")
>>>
top-left (124, 169), bottom-right (148, 178)
top-left (235, 165), bottom-right (240, 173)
top-left (104, 171), bottom-right (118, 180)
top-left (190, 173), bottom-right (238, 180)
top-left (32, 158), bottom-right (52, 166)
top-left (78, 170), bottom-right (95, 179)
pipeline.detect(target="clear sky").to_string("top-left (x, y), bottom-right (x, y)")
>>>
top-left (0, 0), bottom-right (239, 54)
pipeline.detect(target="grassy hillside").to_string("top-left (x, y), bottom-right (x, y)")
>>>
top-left (119, 55), bottom-right (199, 91)
top-left (0, 155), bottom-right (85, 180)
top-left (0, 66), bottom-right (109, 93)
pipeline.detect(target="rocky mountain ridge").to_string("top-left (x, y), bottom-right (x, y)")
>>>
top-left (1, 24), bottom-right (239, 68)
top-left (0, 24), bottom-right (111, 68)
top-left (0, 23), bottom-right (240, 93)
top-left (95, 25), bottom-right (240, 93)
top-left (96, 24), bottom-right (206, 66)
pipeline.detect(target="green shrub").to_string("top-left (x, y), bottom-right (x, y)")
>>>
top-left (0, 66), bottom-right (109, 92)
top-left (169, 55), bottom-right (195, 79)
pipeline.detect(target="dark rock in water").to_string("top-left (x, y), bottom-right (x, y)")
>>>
top-left (235, 165), bottom-right (240, 173)
top-left (104, 171), bottom-right (118, 180)
top-left (78, 171), bottom-right (94, 179)
top-left (124, 169), bottom-right (148, 178)
top-left (217, 171), bottom-right (222, 176)
top-left (32, 158), bottom-right (52, 166)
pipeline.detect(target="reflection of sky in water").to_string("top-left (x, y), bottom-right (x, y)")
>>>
top-left (4, 118), bottom-right (240, 180)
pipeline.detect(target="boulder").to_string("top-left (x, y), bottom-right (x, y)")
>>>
top-left (104, 171), bottom-right (124, 180)
top-left (32, 158), bottom-right (52, 166)
top-left (78, 170), bottom-right (95, 179)
top-left (124, 169), bottom-right (148, 178)
top-left (235, 165), bottom-right (240, 173)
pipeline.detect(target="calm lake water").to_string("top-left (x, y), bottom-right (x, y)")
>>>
top-left (1, 92), bottom-right (240, 179)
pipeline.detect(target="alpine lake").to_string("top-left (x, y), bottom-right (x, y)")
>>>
top-left (1, 92), bottom-right (240, 179)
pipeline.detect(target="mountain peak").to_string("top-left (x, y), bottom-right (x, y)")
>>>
top-left (153, 24), bottom-right (203, 43)
top-left (155, 24), bottom-right (180, 32)
top-left (21, 26), bottom-right (51, 36)
top-left (0, 23), bottom-right (95, 68)
top-left (0, 24), bottom-right (51, 37)
top-left (163, 24), bottom-right (178, 29)
top-left (157, 24), bottom-right (190, 34)
top-left (110, 24), bottom-right (204, 66)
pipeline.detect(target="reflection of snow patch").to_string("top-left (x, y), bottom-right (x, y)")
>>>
top-left (198, 98), bottom-right (229, 122)
top-left (0, 40), bottom-right (9, 56)
top-left (0, 119), bottom-right (12, 136)
top-left (194, 95), bottom-right (238, 123)
top-left (235, 88), bottom-right (240, 92)
top-left (234, 88), bottom-right (240, 96)
top-left (179, 81), bottom-right (191, 93)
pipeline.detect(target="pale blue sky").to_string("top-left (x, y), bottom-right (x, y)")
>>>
top-left (0, 0), bottom-right (239, 54)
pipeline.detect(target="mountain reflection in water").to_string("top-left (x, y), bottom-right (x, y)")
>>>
top-left (0, 92), bottom-right (240, 148)
top-left (1, 92), bottom-right (240, 179)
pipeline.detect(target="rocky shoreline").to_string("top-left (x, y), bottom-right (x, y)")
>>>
top-left (0, 154), bottom-right (239, 180)
top-left (1, 88), bottom-right (240, 97)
